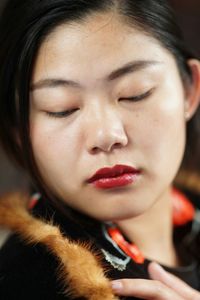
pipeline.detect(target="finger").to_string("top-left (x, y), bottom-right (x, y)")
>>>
top-left (148, 262), bottom-right (200, 300)
top-left (111, 278), bottom-right (183, 299)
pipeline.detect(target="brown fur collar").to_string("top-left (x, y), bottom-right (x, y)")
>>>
top-left (0, 193), bottom-right (118, 300)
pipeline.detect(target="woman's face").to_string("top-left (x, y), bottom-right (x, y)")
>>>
top-left (30, 13), bottom-right (187, 221)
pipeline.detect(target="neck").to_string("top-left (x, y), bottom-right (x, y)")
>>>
top-left (115, 187), bottom-right (180, 267)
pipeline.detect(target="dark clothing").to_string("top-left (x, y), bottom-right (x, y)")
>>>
top-left (0, 193), bottom-right (200, 299)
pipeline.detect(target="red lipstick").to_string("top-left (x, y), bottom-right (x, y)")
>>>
top-left (87, 164), bottom-right (140, 189)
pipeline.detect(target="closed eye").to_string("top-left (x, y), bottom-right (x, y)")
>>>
top-left (45, 88), bottom-right (154, 118)
top-left (119, 88), bottom-right (154, 102)
top-left (45, 108), bottom-right (79, 118)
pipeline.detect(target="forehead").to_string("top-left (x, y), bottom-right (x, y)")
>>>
top-left (31, 12), bottom-right (173, 84)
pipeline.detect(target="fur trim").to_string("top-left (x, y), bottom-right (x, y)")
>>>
top-left (0, 193), bottom-right (118, 300)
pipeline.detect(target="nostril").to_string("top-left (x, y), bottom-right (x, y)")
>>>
top-left (113, 142), bottom-right (123, 149)
top-left (90, 142), bottom-right (123, 154)
top-left (87, 128), bottom-right (128, 154)
top-left (91, 147), bottom-right (101, 154)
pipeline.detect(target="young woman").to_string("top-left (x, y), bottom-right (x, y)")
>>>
top-left (0, 0), bottom-right (200, 299)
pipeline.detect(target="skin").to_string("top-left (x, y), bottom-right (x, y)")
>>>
top-left (111, 262), bottom-right (200, 299)
top-left (29, 12), bottom-right (200, 299)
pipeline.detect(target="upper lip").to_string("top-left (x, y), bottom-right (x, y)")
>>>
top-left (87, 164), bottom-right (140, 183)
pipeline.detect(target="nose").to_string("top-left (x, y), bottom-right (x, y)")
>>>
top-left (85, 106), bottom-right (128, 154)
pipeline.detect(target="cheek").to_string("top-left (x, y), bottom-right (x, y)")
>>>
top-left (30, 118), bottom-right (82, 177)
top-left (154, 96), bottom-right (185, 142)
top-left (129, 97), bottom-right (186, 171)
top-left (147, 102), bottom-right (186, 179)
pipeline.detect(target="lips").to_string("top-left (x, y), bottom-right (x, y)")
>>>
top-left (87, 164), bottom-right (140, 189)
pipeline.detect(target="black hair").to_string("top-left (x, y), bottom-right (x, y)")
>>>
top-left (0, 0), bottom-right (199, 198)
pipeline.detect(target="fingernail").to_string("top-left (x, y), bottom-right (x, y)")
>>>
top-left (111, 280), bottom-right (123, 291)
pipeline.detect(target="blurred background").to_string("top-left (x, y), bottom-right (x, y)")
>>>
top-left (0, 0), bottom-right (200, 194)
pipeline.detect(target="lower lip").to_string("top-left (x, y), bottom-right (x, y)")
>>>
top-left (91, 173), bottom-right (139, 189)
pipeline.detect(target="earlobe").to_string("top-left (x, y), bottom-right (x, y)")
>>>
top-left (184, 59), bottom-right (200, 121)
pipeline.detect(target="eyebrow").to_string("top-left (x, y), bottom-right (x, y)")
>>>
top-left (30, 60), bottom-right (160, 91)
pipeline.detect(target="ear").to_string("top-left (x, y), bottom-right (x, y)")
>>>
top-left (184, 59), bottom-right (200, 121)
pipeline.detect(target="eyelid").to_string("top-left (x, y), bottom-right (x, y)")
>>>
top-left (120, 88), bottom-right (155, 101)
top-left (44, 88), bottom-right (155, 119)
top-left (45, 108), bottom-right (79, 118)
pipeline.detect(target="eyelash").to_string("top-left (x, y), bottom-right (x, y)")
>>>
top-left (119, 88), bottom-right (154, 102)
top-left (46, 89), bottom-right (154, 119)
top-left (46, 109), bottom-right (79, 118)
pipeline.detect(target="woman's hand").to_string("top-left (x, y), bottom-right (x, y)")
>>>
top-left (111, 262), bottom-right (200, 299)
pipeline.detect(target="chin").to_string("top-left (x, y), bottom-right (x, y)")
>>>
top-left (91, 208), bottom-right (142, 223)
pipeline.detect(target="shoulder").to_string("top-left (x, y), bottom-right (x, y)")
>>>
top-left (0, 233), bottom-right (69, 300)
